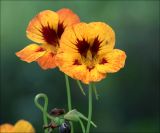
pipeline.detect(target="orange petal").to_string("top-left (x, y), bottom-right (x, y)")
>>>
top-left (88, 68), bottom-right (106, 83)
top-left (96, 49), bottom-right (126, 73)
top-left (16, 44), bottom-right (46, 63)
top-left (13, 120), bottom-right (35, 133)
top-left (88, 22), bottom-right (115, 54)
top-left (59, 23), bottom-right (89, 52)
top-left (0, 124), bottom-right (14, 132)
top-left (57, 8), bottom-right (80, 27)
top-left (59, 22), bottom-right (115, 55)
top-left (70, 67), bottom-right (105, 84)
top-left (70, 66), bottom-right (106, 84)
top-left (26, 10), bottom-right (59, 44)
top-left (37, 51), bottom-right (57, 70)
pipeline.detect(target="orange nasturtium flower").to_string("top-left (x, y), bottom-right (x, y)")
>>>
top-left (0, 120), bottom-right (35, 133)
top-left (16, 8), bottom-right (80, 69)
top-left (57, 22), bottom-right (126, 84)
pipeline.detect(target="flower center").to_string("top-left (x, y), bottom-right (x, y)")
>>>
top-left (77, 37), bottom-right (102, 60)
top-left (76, 37), bottom-right (102, 71)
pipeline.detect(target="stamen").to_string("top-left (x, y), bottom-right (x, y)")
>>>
top-left (87, 66), bottom-right (95, 71)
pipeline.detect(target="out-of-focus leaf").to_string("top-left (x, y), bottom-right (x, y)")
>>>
top-left (64, 109), bottom-right (97, 127)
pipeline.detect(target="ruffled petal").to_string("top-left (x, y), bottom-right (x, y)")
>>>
top-left (57, 52), bottom-right (87, 81)
top-left (56, 8), bottom-right (80, 39)
top-left (13, 120), bottom-right (35, 133)
top-left (88, 22), bottom-right (115, 54)
top-left (60, 22), bottom-right (115, 55)
top-left (57, 8), bottom-right (80, 27)
top-left (88, 68), bottom-right (106, 83)
top-left (96, 49), bottom-right (126, 73)
top-left (37, 51), bottom-right (57, 69)
top-left (16, 44), bottom-right (46, 63)
top-left (0, 124), bottom-right (14, 132)
top-left (26, 10), bottom-right (59, 45)
top-left (59, 23), bottom-right (89, 53)
top-left (60, 64), bottom-right (88, 82)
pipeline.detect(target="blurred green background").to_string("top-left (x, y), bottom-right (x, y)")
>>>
top-left (0, 0), bottom-right (159, 133)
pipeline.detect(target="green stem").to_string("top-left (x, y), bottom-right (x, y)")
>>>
top-left (78, 118), bottom-right (85, 133)
top-left (86, 83), bottom-right (93, 133)
top-left (65, 74), bottom-right (74, 133)
top-left (34, 93), bottom-right (65, 129)
top-left (65, 75), bottom-right (72, 110)
top-left (34, 93), bottom-right (48, 133)
top-left (76, 80), bottom-right (86, 96)
top-left (93, 83), bottom-right (99, 100)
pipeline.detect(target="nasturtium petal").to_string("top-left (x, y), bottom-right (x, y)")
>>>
top-left (89, 68), bottom-right (106, 83)
top-left (88, 22), bottom-right (115, 54)
top-left (57, 8), bottom-right (80, 27)
top-left (96, 49), bottom-right (126, 73)
top-left (0, 124), bottom-right (14, 132)
top-left (26, 10), bottom-right (59, 45)
top-left (13, 120), bottom-right (35, 133)
top-left (16, 44), bottom-right (46, 63)
top-left (37, 51), bottom-right (57, 70)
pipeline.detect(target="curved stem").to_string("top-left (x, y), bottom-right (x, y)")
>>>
top-left (34, 93), bottom-right (48, 133)
top-left (78, 118), bottom-right (85, 133)
top-left (65, 74), bottom-right (74, 133)
top-left (76, 80), bottom-right (86, 96)
top-left (34, 93), bottom-right (65, 129)
top-left (86, 83), bottom-right (93, 133)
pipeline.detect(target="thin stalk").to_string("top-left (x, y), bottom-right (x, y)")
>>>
top-left (78, 118), bottom-right (85, 133)
top-left (86, 83), bottom-right (93, 133)
top-left (65, 74), bottom-right (74, 133)
top-left (93, 83), bottom-right (99, 100)
top-left (34, 93), bottom-right (65, 125)
top-left (76, 80), bottom-right (86, 96)
top-left (65, 75), bottom-right (72, 110)
top-left (34, 93), bottom-right (48, 133)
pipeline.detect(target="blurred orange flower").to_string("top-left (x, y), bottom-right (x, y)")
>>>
top-left (16, 8), bottom-right (80, 70)
top-left (0, 120), bottom-right (35, 133)
top-left (57, 22), bottom-right (126, 84)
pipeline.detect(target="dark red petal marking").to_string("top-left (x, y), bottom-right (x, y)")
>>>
top-left (35, 47), bottom-right (45, 52)
top-left (57, 22), bottom-right (65, 38)
top-left (90, 36), bottom-right (102, 57)
top-left (73, 59), bottom-right (82, 65)
top-left (76, 39), bottom-right (90, 58)
top-left (41, 24), bottom-right (58, 46)
top-left (100, 58), bottom-right (108, 64)
top-left (76, 37), bottom-right (102, 58)
top-left (49, 52), bottom-right (55, 57)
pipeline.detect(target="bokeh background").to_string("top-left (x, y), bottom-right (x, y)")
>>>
top-left (0, 0), bottom-right (159, 133)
